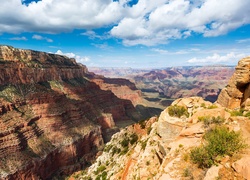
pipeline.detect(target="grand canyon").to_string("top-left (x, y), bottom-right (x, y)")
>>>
top-left (0, 46), bottom-right (250, 180)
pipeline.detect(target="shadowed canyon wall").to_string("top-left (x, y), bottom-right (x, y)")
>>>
top-left (0, 46), bottom-right (143, 179)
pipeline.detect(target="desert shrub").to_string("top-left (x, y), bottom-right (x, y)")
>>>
top-left (182, 167), bottom-right (193, 178)
top-left (230, 109), bottom-right (244, 116)
top-left (205, 126), bottom-right (246, 156)
top-left (140, 139), bottom-right (148, 150)
top-left (96, 171), bottom-right (107, 180)
top-left (168, 105), bottom-right (189, 118)
top-left (138, 120), bottom-right (146, 129)
top-left (201, 103), bottom-right (206, 108)
top-left (121, 138), bottom-right (129, 148)
top-left (147, 126), bottom-right (152, 135)
top-left (198, 116), bottom-right (225, 127)
top-left (120, 146), bottom-right (129, 155)
top-left (104, 144), bottom-right (112, 152)
top-left (130, 133), bottom-right (138, 145)
top-left (111, 147), bottom-right (121, 156)
top-left (244, 111), bottom-right (250, 119)
top-left (207, 105), bottom-right (218, 109)
top-left (190, 126), bottom-right (246, 168)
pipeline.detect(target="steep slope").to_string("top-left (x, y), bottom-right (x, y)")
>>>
top-left (0, 46), bottom-right (145, 179)
top-left (76, 56), bottom-right (250, 180)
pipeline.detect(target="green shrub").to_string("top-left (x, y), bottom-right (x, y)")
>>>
top-left (130, 133), bottom-right (138, 145)
top-left (204, 126), bottom-right (246, 156)
top-left (141, 139), bottom-right (148, 150)
top-left (207, 105), bottom-right (218, 109)
top-left (94, 165), bottom-right (106, 175)
top-left (201, 103), bottom-right (206, 108)
top-left (168, 105), bottom-right (189, 118)
top-left (121, 138), bottom-right (129, 148)
top-left (198, 116), bottom-right (225, 127)
top-left (182, 167), bottom-right (193, 178)
top-left (147, 126), bottom-right (152, 135)
top-left (230, 109), bottom-right (244, 116)
top-left (190, 126), bottom-right (246, 168)
top-left (244, 111), bottom-right (250, 119)
top-left (138, 120), bottom-right (146, 129)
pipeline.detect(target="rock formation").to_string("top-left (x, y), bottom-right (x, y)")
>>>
top-left (75, 56), bottom-right (250, 179)
top-left (77, 96), bottom-right (250, 180)
top-left (217, 56), bottom-right (250, 110)
top-left (0, 45), bottom-right (146, 179)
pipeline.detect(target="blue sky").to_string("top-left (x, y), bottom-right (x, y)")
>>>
top-left (0, 0), bottom-right (250, 68)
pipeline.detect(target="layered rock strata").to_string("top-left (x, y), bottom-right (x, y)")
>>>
top-left (217, 56), bottom-right (250, 109)
top-left (0, 46), bottom-right (142, 179)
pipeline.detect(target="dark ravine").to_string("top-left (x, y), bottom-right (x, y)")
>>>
top-left (0, 45), bottom-right (147, 179)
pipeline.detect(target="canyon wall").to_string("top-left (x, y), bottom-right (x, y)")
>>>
top-left (0, 46), bottom-right (143, 179)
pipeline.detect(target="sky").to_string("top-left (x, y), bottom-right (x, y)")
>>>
top-left (0, 0), bottom-right (250, 68)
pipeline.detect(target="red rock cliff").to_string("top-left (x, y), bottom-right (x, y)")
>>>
top-left (0, 46), bottom-right (142, 179)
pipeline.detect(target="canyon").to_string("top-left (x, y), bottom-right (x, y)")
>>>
top-left (77, 56), bottom-right (250, 180)
top-left (1, 45), bottom-right (250, 180)
top-left (0, 45), bottom-right (153, 179)
top-left (89, 66), bottom-right (235, 105)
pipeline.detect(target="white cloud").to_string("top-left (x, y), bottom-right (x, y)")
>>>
top-left (111, 0), bottom-right (250, 45)
top-left (32, 34), bottom-right (53, 42)
top-left (151, 48), bottom-right (168, 54)
top-left (187, 52), bottom-right (246, 64)
top-left (0, 0), bottom-right (249, 46)
top-left (236, 38), bottom-right (250, 44)
top-left (81, 30), bottom-right (109, 40)
top-left (55, 50), bottom-right (90, 64)
top-left (9, 36), bottom-right (27, 41)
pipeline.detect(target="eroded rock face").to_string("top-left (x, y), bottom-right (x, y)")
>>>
top-left (217, 57), bottom-right (250, 109)
top-left (0, 46), bottom-right (143, 179)
top-left (0, 46), bottom-right (87, 85)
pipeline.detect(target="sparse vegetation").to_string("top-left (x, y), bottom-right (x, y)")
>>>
top-left (129, 133), bottom-right (138, 145)
top-left (147, 126), bottom-right (152, 135)
top-left (140, 139), bottom-right (148, 150)
top-left (190, 125), bottom-right (247, 168)
top-left (182, 167), bottom-right (193, 178)
top-left (230, 109), bottom-right (244, 116)
top-left (198, 116), bottom-right (225, 127)
top-left (244, 111), bottom-right (250, 119)
top-left (168, 105), bottom-right (189, 118)
top-left (207, 104), bottom-right (218, 109)
top-left (138, 120), bottom-right (146, 129)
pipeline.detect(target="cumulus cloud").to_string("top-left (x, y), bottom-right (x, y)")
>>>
top-left (0, 0), bottom-right (250, 46)
top-left (55, 50), bottom-right (90, 64)
top-left (111, 0), bottom-right (250, 46)
top-left (32, 35), bottom-right (53, 42)
top-left (187, 52), bottom-right (246, 64)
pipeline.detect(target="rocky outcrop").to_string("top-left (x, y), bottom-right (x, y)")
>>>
top-left (0, 45), bottom-right (144, 179)
top-left (77, 95), bottom-right (250, 180)
top-left (217, 56), bottom-right (250, 110)
top-left (0, 46), bottom-right (88, 85)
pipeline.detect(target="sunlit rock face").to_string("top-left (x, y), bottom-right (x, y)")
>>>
top-left (0, 46), bottom-right (144, 179)
top-left (217, 56), bottom-right (250, 110)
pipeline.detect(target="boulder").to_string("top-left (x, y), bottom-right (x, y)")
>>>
top-left (217, 56), bottom-right (250, 110)
top-left (232, 156), bottom-right (250, 180)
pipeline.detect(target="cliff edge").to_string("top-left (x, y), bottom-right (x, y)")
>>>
top-left (217, 56), bottom-right (250, 110)
top-left (0, 45), bottom-right (145, 179)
